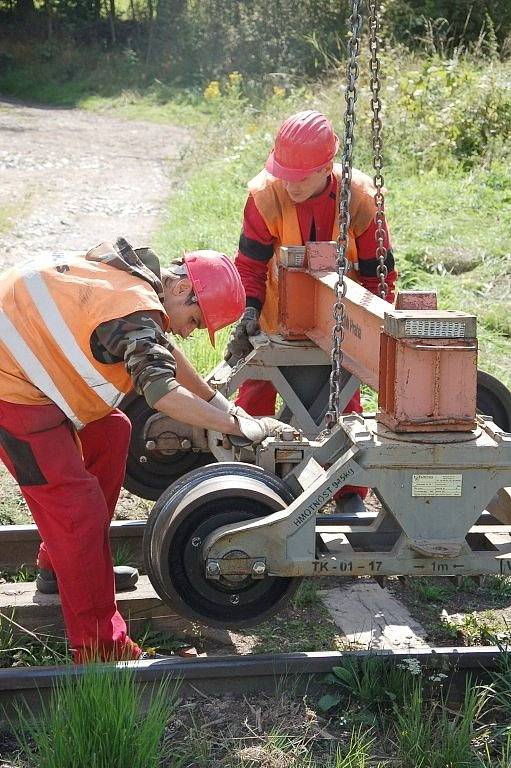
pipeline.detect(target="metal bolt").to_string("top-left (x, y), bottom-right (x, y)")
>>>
top-left (252, 561), bottom-right (266, 576)
top-left (206, 560), bottom-right (220, 577)
top-left (139, 455), bottom-right (147, 464)
top-left (230, 593), bottom-right (240, 605)
top-left (145, 440), bottom-right (156, 451)
top-left (191, 537), bottom-right (201, 548)
top-left (180, 438), bottom-right (192, 449)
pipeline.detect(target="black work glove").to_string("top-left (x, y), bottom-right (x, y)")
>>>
top-left (224, 307), bottom-right (260, 367)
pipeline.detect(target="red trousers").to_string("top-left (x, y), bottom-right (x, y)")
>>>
top-left (236, 379), bottom-right (367, 499)
top-left (0, 399), bottom-right (141, 663)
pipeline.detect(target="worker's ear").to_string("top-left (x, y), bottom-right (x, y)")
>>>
top-left (170, 277), bottom-right (193, 297)
top-left (324, 161), bottom-right (334, 174)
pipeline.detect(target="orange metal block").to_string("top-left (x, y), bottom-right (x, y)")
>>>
top-left (377, 333), bottom-right (478, 432)
top-left (277, 245), bottom-right (478, 432)
top-left (278, 266), bottom-right (387, 390)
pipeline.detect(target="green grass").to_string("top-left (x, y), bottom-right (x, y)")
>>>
top-left (11, 663), bottom-right (180, 768)
top-left (0, 611), bottom-right (71, 668)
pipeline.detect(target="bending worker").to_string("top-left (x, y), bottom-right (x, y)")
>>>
top-left (0, 238), bottom-right (286, 663)
top-left (225, 110), bottom-right (397, 504)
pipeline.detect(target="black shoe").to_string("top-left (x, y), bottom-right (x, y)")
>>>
top-left (36, 565), bottom-right (139, 594)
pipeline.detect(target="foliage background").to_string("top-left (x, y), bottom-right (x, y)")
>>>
top-left (1, 0), bottom-right (511, 82)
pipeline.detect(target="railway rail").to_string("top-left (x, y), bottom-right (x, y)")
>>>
top-left (0, 646), bottom-right (504, 723)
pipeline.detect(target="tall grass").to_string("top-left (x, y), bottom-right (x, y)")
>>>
top-left (394, 677), bottom-right (486, 768)
top-left (11, 664), bottom-right (180, 768)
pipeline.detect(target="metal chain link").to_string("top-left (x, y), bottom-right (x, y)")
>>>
top-left (326, 0), bottom-right (362, 429)
top-left (368, 0), bottom-right (389, 300)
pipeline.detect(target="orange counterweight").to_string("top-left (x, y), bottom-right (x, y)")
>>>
top-left (277, 244), bottom-right (477, 432)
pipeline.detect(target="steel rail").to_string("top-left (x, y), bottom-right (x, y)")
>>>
top-left (0, 512), bottom-right (501, 571)
top-left (0, 646), bottom-right (504, 722)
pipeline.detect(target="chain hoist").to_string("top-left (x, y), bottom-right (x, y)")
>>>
top-left (369, 0), bottom-right (389, 299)
top-left (326, 0), bottom-right (362, 429)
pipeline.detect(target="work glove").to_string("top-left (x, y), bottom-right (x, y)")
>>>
top-left (208, 391), bottom-right (288, 446)
top-left (231, 414), bottom-right (290, 447)
top-left (224, 307), bottom-right (260, 367)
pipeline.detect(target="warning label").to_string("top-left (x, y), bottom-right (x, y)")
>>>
top-left (411, 474), bottom-right (463, 497)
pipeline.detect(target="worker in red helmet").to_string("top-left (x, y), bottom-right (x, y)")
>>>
top-left (225, 110), bottom-right (397, 507)
top-left (0, 237), bottom-right (287, 663)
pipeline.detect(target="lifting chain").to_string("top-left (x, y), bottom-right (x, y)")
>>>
top-left (368, 0), bottom-right (389, 299)
top-left (326, 0), bottom-right (362, 429)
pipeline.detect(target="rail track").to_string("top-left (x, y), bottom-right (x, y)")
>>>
top-left (0, 521), bottom-right (508, 723)
top-left (0, 646), bottom-right (504, 722)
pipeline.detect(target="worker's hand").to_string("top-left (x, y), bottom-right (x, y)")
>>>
top-left (224, 307), bottom-right (260, 367)
top-left (230, 414), bottom-right (290, 447)
top-left (208, 391), bottom-right (252, 420)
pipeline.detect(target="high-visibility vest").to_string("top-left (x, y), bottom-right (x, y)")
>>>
top-left (0, 253), bottom-right (169, 429)
top-left (248, 164), bottom-right (377, 333)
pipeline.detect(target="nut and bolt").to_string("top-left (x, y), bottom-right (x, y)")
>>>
top-left (230, 593), bottom-right (240, 605)
top-left (191, 537), bottom-right (202, 548)
top-left (180, 438), bottom-right (192, 449)
top-left (139, 455), bottom-right (147, 464)
top-left (252, 561), bottom-right (266, 576)
top-left (206, 560), bottom-right (221, 577)
top-left (145, 440), bottom-right (157, 451)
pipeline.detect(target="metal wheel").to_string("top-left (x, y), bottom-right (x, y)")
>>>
top-left (143, 463), bottom-right (301, 628)
top-left (122, 396), bottom-right (215, 500)
top-left (477, 370), bottom-right (511, 432)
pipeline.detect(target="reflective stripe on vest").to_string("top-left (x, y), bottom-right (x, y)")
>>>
top-left (22, 270), bottom-right (124, 408)
top-left (0, 310), bottom-right (84, 429)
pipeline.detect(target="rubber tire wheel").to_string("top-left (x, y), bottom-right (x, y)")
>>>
top-left (477, 370), bottom-right (511, 432)
top-left (143, 463), bottom-right (301, 629)
top-left (122, 395), bottom-right (215, 500)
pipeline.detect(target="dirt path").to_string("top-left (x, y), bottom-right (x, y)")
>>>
top-left (0, 98), bottom-right (190, 524)
top-left (0, 98), bottom-right (189, 268)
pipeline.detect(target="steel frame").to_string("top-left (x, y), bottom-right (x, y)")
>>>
top-left (203, 410), bottom-right (511, 579)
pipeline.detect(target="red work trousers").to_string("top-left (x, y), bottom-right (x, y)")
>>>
top-left (0, 399), bottom-right (141, 663)
top-left (236, 379), bottom-right (367, 500)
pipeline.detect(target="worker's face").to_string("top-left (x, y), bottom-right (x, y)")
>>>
top-left (164, 278), bottom-right (205, 338)
top-left (283, 164), bottom-right (331, 203)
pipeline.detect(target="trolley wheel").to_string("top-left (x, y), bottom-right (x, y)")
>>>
top-left (143, 463), bottom-right (301, 628)
top-left (122, 396), bottom-right (215, 500)
top-left (477, 370), bottom-right (511, 432)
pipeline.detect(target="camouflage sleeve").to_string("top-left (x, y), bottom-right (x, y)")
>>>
top-left (92, 310), bottom-right (179, 408)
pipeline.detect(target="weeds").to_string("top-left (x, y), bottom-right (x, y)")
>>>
top-left (487, 646), bottom-right (511, 717)
top-left (319, 655), bottom-right (417, 715)
top-left (330, 727), bottom-right (380, 768)
top-left (394, 678), bottom-right (486, 767)
top-left (0, 612), bottom-right (70, 668)
top-left (11, 664), bottom-right (180, 768)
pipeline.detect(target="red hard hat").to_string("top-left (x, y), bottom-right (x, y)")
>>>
top-left (265, 110), bottom-right (339, 182)
top-left (184, 250), bottom-right (245, 346)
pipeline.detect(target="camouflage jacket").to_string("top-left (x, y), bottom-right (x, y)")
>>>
top-left (89, 237), bottom-right (178, 408)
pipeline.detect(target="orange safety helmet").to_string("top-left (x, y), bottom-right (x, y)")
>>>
top-left (184, 250), bottom-right (245, 346)
top-left (265, 110), bottom-right (339, 182)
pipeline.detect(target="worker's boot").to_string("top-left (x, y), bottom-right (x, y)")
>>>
top-left (36, 565), bottom-right (139, 594)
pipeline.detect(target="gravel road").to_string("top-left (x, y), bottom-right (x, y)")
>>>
top-left (0, 98), bottom-right (190, 268)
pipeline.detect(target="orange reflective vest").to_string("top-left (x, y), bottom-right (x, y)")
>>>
top-left (0, 253), bottom-right (169, 429)
top-left (248, 164), bottom-right (378, 333)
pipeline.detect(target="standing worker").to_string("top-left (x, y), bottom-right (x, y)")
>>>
top-left (225, 110), bottom-right (398, 504)
top-left (0, 237), bottom-right (287, 663)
